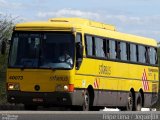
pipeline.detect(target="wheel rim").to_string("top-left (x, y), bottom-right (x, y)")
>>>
top-left (127, 93), bottom-right (133, 111)
top-left (83, 91), bottom-right (89, 111)
top-left (136, 104), bottom-right (142, 111)
top-left (136, 95), bottom-right (142, 111)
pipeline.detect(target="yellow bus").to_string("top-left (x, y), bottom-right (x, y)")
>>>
top-left (7, 18), bottom-right (159, 111)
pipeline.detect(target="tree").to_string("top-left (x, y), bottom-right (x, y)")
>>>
top-left (0, 14), bottom-right (17, 104)
top-left (0, 14), bottom-right (15, 43)
top-left (0, 14), bottom-right (16, 72)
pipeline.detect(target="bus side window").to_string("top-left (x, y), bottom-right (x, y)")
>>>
top-left (85, 35), bottom-right (94, 56)
top-left (130, 43), bottom-right (137, 62)
top-left (138, 45), bottom-right (146, 63)
top-left (95, 37), bottom-right (105, 58)
top-left (120, 42), bottom-right (127, 61)
top-left (149, 47), bottom-right (157, 65)
top-left (109, 40), bottom-right (116, 59)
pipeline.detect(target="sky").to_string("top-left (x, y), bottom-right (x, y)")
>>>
top-left (0, 0), bottom-right (160, 41)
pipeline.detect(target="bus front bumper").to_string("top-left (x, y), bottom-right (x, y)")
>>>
top-left (7, 90), bottom-right (83, 106)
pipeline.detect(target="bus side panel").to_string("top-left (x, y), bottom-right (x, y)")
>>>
top-left (75, 57), bottom-right (159, 108)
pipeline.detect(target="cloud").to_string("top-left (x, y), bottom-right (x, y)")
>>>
top-left (37, 8), bottom-right (100, 20)
top-left (128, 30), bottom-right (160, 40)
top-left (34, 9), bottom-right (160, 40)
top-left (0, 0), bottom-right (23, 9)
top-left (133, 30), bottom-right (160, 36)
top-left (99, 14), bottom-right (160, 40)
top-left (36, 8), bottom-right (160, 41)
top-left (0, 11), bottom-right (3, 15)
top-left (104, 15), bottom-right (142, 24)
top-left (0, 0), bottom-right (6, 4)
top-left (37, 9), bottom-right (154, 25)
top-left (37, 9), bottom-right (143, 25)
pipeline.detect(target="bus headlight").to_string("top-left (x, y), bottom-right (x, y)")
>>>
top-left (8, 83), bottom-right (20, 90)
top-left (64, 84), bottom-right (74, 92)
top-left (56, 84), bottom-right (74, 92)
top-left (64, 85), bottom-right (68, 91)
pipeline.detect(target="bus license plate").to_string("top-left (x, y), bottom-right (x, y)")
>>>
top-left (32, 98), bottom-right (43, 102)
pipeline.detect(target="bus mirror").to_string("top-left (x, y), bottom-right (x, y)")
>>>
top-left (76, 42), bottom-right (83, 70)
top-left (76, 42), bottom-right (83, 58)
top-left (1, 41), bottom-right (6, 55)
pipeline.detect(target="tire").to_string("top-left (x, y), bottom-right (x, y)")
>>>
top-left (127, 92), bottom-right (135, 111)
top-left (82, 90), bottom-right (90, 111)
top-left (136, 93), bottom-right (142, 111)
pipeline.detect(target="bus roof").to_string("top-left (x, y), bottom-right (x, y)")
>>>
top-left (15, 18), bottom-right (157, 47)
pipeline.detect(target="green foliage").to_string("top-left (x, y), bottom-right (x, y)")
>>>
top-left (0, 14), bottom-right (17, 104)
top-left (0, 14), bottom-right (15, 42)
top-left (0, 14), bottom-right (17, 71)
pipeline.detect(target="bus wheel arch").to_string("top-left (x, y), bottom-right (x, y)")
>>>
top-left (139, 89), bottom-right (144, 107)
top-left (87, 85), bottom-right (94, 106)
top-left (82, 85), bottom-right (94, 111)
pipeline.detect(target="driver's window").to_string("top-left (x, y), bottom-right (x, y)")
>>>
top-left (76, 33), bottom-right (82, 58)
top-left (76, 33), bottom-right (82, 43)
top-left (76, 33), bottom-right (83, 69)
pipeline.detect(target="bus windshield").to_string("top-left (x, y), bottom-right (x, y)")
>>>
top-left (9, 32), bottom-right (75, 69)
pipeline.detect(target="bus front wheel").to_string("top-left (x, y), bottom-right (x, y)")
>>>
top-left (127, 92), bottom-right (135, 111)
top-left (82, 90), bottom-right (90, 111)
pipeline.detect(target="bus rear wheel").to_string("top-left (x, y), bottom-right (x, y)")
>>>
top-left (136, 93), bottom-right (142, 111)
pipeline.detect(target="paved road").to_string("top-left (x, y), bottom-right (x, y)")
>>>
top-left (0, 111), bottom-right (160, 120)
top-left (0, 111), bottom-right (102, 120)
